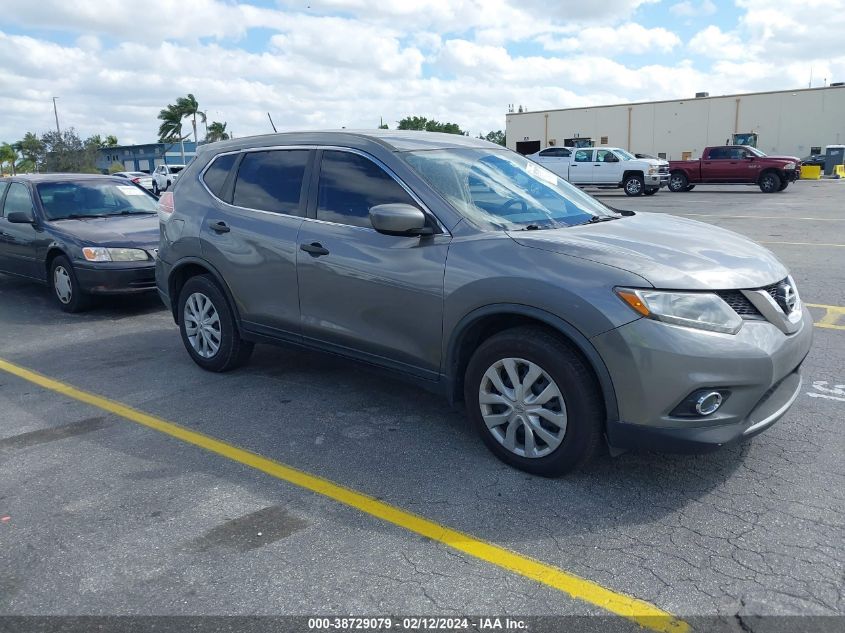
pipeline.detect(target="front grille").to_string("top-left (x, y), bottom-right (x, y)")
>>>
top-left (658, 165), bottom-right (669, 174)
top-left (716, 291), bottom-right (763, 318)
top-left (762, 282), bottom-right (779, 302)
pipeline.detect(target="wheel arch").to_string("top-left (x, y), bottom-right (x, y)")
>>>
top-left (45, 247), bottom-right (71, 281)
top-left (167, 257), bottom-right (241, 326)
top-left (445, 304), bottom-right (619, 422)
top-left (622, 169), bottom-right (644, 180)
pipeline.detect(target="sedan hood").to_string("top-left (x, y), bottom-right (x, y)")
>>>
top-left (49, 214), bottom-right (159, 250)
top-left (508, 212), bottom-right (787, 290)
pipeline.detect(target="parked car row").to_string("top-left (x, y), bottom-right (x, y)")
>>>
top-left (0, 131), bottom-right (812, 476)
top-left (526, 146), bottom-right (669, 196)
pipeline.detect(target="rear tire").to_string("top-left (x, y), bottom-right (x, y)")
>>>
top-left (177, 275), bottom-right (254, 372)
top-left (623, 174), bottom-right (645, 196)
top-left (464, 327), bottom-right (603, 477)
top-left (759, 171), bottom-right (782, 193)
top-left (50, 255), bottom-right (91, 313)
top-left (668, 172), bottom-right (689, 192)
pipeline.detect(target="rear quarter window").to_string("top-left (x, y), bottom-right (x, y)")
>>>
top-left (232, 150), bottom-right (309, 215)
top-left (202, 153), bottom-right (238, 199)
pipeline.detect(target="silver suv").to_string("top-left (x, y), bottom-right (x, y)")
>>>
top-left (155, 131), bottom-right (812, 476)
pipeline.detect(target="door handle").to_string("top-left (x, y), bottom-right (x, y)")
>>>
top-left (208, 220), bottom-right (230, 233)
top-left (300, 242), bottom-right (330, 257)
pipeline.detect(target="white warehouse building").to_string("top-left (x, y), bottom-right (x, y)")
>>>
top-left (505, 85), bottom-right (845, 161)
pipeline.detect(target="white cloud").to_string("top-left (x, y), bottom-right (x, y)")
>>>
top-left (539, 24), bottom-right (681, 55)
top-left (688, 25), bottom-right (749, 60)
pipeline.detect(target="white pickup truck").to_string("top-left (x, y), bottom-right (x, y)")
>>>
top-left (152, 164), bottom-right (187, 195)
top-left (527, 146), bottom-right (669, 196)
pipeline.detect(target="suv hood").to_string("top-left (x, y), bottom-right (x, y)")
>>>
top-left (508, 212), bottom-right (787, 290)
top-left (49, 214), bottom-right (159, 250)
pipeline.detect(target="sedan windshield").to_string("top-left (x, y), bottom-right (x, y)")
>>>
top-left (404, 148), bottom-right (616, 230)
top-left (37, 180), bottom-right (159, 220)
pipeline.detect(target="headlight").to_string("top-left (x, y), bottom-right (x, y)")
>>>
top-left (648, 167), bottom-right (658, 174)
top-left (82, 247), bottom-right (149, 262)
top-left (783, 162), bottom-right (795, 170)
top-left (616, 288), bottom-right (743, 334)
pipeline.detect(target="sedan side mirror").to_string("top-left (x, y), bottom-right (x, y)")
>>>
top-left (369, 203), bottom-right (433, 236)
top-left (6, 210), bottom-right (35, 224)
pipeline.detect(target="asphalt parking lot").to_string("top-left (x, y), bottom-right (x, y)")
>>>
top-left (1, 181), bottom-right (843, 632)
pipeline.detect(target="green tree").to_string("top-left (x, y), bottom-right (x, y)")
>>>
top-left (40, 128), bottom-right (99, 173)
top-left (479, 130), bottom-right (506, 146)
top-left (157, 103), bottom-right (188, 163)
top-left (206, 121), bottom-right (230, 143)
top-left (108, 161), bottom-right (125, 174)
top-left (85, 134), bottom-right (120, 149)
top-left (0, 143), bottom-right (17, 175)
top-left (176, 93), bottom-right (206, 145)
top-left (104, 135), bottom-right (119, 147)
top-left (397, 116), bottom-right (465, 135)
top-left (15, 132), bottom-right (45, 168)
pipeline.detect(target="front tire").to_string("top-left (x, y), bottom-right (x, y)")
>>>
top-left (685, 184), bottom-right (696, 191)
top-left (777, 179), bottom-right (789, 191)
top-left (668, 171), bottom-right (689, 192)
top-left (643, 187), bottom-right (658, 196)
top-left (759, 171), bottom-right (782, 193)
top-left (177, 275), bottom-right (254, 372)
top-left (623, 174), bottom-right (644, 196)
top-left (50, 255), bottom-right (90, 313)
top-left (464, 327), bottom-right (603, 477)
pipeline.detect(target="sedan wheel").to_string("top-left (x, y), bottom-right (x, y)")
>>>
top-left (183, 292), bottom-right (222, 359)
top-left (53, 266), bottom-right (73, 305)
top-left (479, 357), bottom-right (567, 459)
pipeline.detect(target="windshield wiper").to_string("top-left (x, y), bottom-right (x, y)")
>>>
top-left (581, 215), bottom-right (620, 225)
top-left (519, 224), bottom-right (544, 231)
top-left (111, 210), bottom-right (156, 215)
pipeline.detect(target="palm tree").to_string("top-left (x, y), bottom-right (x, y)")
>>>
top-left (0, 143), bottom-right (17, 175)
top-left (176, 93), bottom-right (206, 145)
top-left (206, 121), bottom-right (230, 143)
top-left (157, 103), bottom-right (188, 163)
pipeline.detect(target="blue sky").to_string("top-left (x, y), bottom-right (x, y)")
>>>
top-left (1, 0), bottom-right (843, 144)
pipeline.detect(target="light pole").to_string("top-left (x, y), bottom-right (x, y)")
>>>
top-left (52, 97), bottom-right (61, 135)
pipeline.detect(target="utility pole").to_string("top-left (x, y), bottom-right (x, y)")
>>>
top-left (52, 97), bottom-right (61, 135)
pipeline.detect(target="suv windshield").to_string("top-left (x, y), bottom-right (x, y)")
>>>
top-left (404, 149), bottom-right (615, 230)
top-left (37, 180), bottom-right (159, 220)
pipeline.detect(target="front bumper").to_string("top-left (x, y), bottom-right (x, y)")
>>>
top-left (645, 173), bottom-right (670, 188)
top-left (74, 262), bottom-right (157, 295)
top-left (593, 305), bottom-right (813, 452)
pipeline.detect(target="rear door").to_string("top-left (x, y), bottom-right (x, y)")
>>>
top-left (0, 182), bottom-right (40, 279)
top-left (533, 147), bottom-right (570, 177)
top-left (701, 147), bottom-right (732, 181)
top-left (296, 149), bottom-right (450, 378)
top-left (568, 149), bottom-right (595, 184)
top-left (198, 148), bottom-right (311, 338)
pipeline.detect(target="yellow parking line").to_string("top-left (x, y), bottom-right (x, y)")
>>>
top-left (0, 357), bottom-right (688, 633)
top-left (806, 303), bottom-right (845, 330)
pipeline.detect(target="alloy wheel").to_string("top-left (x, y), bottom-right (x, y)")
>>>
top-left (625, 178), bottom-right (643, 195)
top-left (184, 292), bottom-right (222, 358)
top-left (479, 357), bottom-right (567, 458)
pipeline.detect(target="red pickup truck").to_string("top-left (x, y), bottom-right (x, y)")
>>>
top-left (668, 146), bottom-right (800, 193)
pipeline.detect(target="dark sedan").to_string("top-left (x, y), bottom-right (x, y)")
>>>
top-left (0, 174), bottom-right (159, 312)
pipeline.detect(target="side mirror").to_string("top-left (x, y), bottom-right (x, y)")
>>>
top-left (369, 203), bottom-right (433, 236)
top-left (6, 210), bottom-right (35, 224)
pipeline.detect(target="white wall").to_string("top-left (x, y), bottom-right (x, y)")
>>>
top-left (506, 86), bottom-right (845, 160)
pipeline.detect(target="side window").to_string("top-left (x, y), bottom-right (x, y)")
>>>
top-left (596, 150), bottom-right (618, 162)
top-left (574, 150), bottom-right (592, 162)
top-left (0, 182), bottom-right (8, 214)
top-left (3, 183), bottom-right (34, 217)
top-left (317, 150), bottom-right (418, 229)
top-left (202, 153), bottom-right (238, 199)
top-left (561, 148), bottom-right (571, 158)
top-left (708, 148), bottom-right (727, 159)
top-left (233, 150), bottom-right (308, 215)
top-left (540, 148), bottom-right (563, 157)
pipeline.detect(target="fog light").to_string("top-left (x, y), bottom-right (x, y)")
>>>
top-left (695, 391), bottom-right (723, 416)
top-left (669, 389), bottom-right (731, 417)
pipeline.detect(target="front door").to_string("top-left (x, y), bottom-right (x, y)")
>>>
top-left (296, 150), bottom-right (450, 378)
top-left (0, 182), bottom-right (40, 279)
top-left (199, 148), bottom-right (312, 337)
top-left (594, 149), bottom-right (622, 184)
top-left (568, 149), bottom-right (595, 184)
